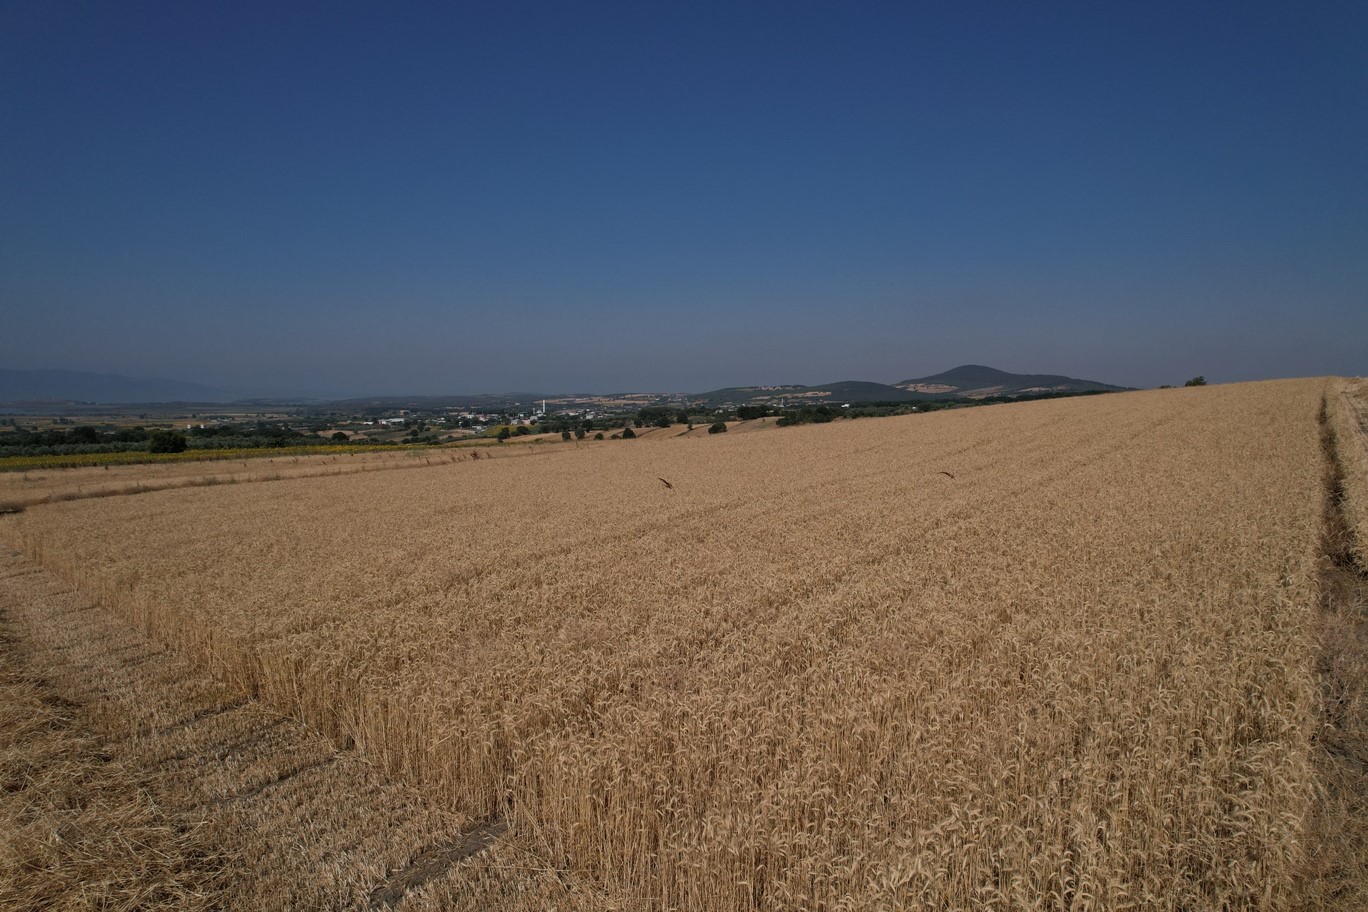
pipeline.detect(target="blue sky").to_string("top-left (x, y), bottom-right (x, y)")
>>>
top-left (2, 1), bottom-right (1364, 395)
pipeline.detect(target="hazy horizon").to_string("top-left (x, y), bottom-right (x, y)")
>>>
top-left (3, 2), bottom-right (1364, 395)
top-left (1, 362), bottom-right (1148, 403)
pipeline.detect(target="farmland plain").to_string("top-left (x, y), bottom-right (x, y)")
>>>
top-left (2, 378), bottom-right (1364, 910)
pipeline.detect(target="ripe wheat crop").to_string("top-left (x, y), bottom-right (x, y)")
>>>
top-left (3, 378), bottom-right (1344, 910)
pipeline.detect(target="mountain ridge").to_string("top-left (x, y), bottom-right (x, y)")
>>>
top-left (1, 366), bottom-right (1131, 408)
top-left (896, 364), bottom-right (1128, 397)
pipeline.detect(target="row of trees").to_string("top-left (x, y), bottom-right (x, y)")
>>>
top-left (0, 421), bottom-right (366, 458)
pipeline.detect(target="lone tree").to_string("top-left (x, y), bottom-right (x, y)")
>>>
top-left (708, 421), bottom-right (728, 434)
top-left (622, 426), bottom-right (637, 439)
top-left (1184, 376), bottom-right (1207, 387)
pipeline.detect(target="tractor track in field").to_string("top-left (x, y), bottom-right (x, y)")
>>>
top-left (1298, 397), bottom-right (1368, 910)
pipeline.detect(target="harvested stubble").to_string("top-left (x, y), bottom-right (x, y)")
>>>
top-left (3, 378), bottom-right (1341, 910)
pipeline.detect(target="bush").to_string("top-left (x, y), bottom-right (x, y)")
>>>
top-left (708, 422), bottom-right (727, 434)
top-left (1185, 376), bottom-right (1207, 387)
top-left (331, 431), bottom-right (349, 441)
top-left (147, 429), bottom-right (187, 453)
top-left (561, 429), bottom-right (572, 441)
top-left (593, 432), bottom-right (604, 440)
top-left (622, 427), bottom-right (636, 439)
top-left (636, 406), bottom-right (682, 428)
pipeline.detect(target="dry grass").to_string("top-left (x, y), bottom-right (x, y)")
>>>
top-left (1, 378), bottom-right (1358, 909)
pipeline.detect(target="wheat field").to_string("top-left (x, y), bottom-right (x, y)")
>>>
top-left (3, 378), bottom-right (1363, 910)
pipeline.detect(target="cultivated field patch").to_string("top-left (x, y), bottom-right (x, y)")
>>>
top-left (3, 378), bottom-right (1362, 910)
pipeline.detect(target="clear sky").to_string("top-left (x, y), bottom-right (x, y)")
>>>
top-left (3, 1), bottom-right (1365, 395)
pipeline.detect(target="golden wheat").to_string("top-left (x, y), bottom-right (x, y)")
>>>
top-left (2, 378), bottom-right (1342, 910)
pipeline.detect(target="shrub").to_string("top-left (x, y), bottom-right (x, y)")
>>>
top-left (622, 427), bottom-right (636, 439)
top-left (1185, 376), bottom-right (1207, 387)
top-left (708, 422), bottom-right (727, 434)
top-left (147, 430), bottom-right (187, 454)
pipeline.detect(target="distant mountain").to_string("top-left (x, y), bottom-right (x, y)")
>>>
top-left (694, 366), bottom-right (1126, 406)
top-left (896, 365), bottom-right (1129, 398)
top-left (692, 384), bottom-right (805, 403)
top-left (799, 381), bottom-right (923, 402)
top-left (0, 369), bottom-right (240, 404)
top-left (694, 380), bottom-right (922, 407)
top-left (325, 392), bottom-right (559, 411)
top-left (1, 364), bottom-right (1128, 410)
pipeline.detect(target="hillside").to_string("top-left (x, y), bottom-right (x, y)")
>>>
top-left (693, 381), bottom-right (920, 406)
top-left (898, 364), bottom-right (1130, 397)
top-left (694, 367), bottom-right (1126, 406)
